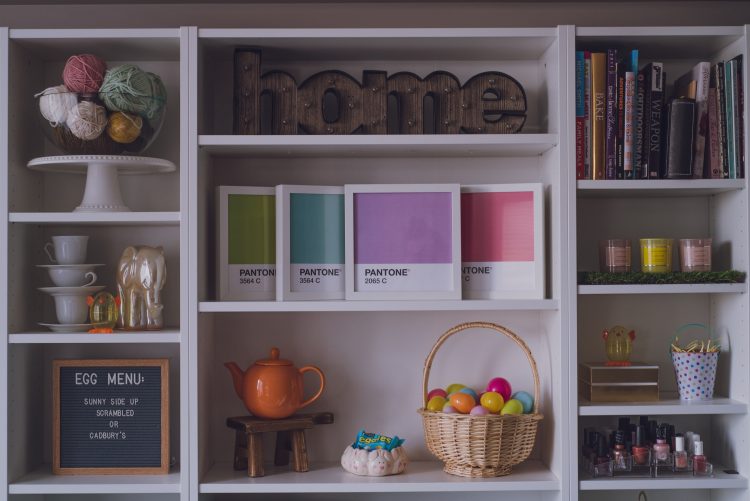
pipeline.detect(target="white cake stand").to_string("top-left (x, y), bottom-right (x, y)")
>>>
top-left (27, 155), bottom-right (176, 212)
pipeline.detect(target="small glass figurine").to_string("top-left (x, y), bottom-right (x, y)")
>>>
top-left (87, 292), bottom-right (120, 333)
top-left (602, 325), bottom-right (636, 366)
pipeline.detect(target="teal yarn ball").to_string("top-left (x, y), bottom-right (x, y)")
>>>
top-left (145, 72), bottom-right (167, 122)
top-left (99, 64), bottom-right (165, 119)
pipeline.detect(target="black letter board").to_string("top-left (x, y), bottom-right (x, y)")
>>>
top-left (53, 359), bottom-right (169, 475)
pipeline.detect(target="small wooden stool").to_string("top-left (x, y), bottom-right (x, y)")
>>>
top-left (227, 412), bottom-right (334, 477)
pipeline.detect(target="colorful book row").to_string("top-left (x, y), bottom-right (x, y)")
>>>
top-left (575, 50), bottom-right (744, 180)
top-left (217, 184), bottom-right (544, 301)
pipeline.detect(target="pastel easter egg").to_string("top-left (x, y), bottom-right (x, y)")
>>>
top-left (480, 391), bottom-right (505, 413)
top-left (442, 404), bottom-right (458, 414)
top-left (470, 405), bottom-right (490, 416)
top-left (486, 377), bottom-right (512, 401)
top-left (426, 396), bottom-right (447, 412)
top-left (512, 391), bottom-right (534, 414)
top-left (458, 387), bottom-right (478, 402)
top-left (427, 388), bottom-right (448, 400)
top-left (449, 392), bottom-right (475, 414)
top-left (445, 383), bottom-right (466, 395)
top-left (500, 398), bottom-right (524, 416)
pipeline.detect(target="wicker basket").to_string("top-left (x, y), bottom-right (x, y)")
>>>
top-left (418, 321), bottom-right (543, 478)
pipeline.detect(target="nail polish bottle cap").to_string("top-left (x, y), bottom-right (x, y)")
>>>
top-left (675, 436), bottom-right (685, 452)
top-left (614, 429), bottom-right (625, 446)
top-left (694, 441), bottom-right (704, 456)
top-left (635, 425), bottom-right (645, 447)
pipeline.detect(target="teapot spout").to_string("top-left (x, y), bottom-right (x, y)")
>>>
top-left (224, 362), bottom-right (245, 400)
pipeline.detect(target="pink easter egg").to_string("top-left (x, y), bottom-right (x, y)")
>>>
top-left (469, 405), bottom-right (490, 416)
top-left (486, 377), bottom-right (512, 401)
top-left (427, 388), bottom-right (448, 400)
top-left (442, 403), bottom-right (458, 414)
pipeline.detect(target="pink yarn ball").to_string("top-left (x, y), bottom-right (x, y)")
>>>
top-left (63, 54), bottom-right (107, 93)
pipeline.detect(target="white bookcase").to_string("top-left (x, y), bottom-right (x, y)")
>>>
top-left (0, 23), bottom-right (747, 501)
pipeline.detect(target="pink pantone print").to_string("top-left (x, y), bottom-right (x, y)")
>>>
top-left (461, 191), bottom-right (534, 262)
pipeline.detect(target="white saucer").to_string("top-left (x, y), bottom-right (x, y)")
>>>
top-left (36, 264), bottom-right (105, 269)
top-left (39, 322), bottom-right (93, 333)
top-left (38, 285), bottom-right (106, 296)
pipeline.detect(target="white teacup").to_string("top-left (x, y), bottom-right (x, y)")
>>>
top-left (47, 268), bottom-right (97, 287)
top-left (51, 293), bottom-right (89, 324)
top-left (44, 236), bottom-right (88, 265)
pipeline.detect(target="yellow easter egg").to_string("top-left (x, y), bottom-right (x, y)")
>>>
top-left (500, 398), bottom-right (524, 416)
top-left (445, 383), bottom-right (466, 394)
top-left (480, 391), bottom-right (505, 413)
top-left (426, 396), bottom-right (447, 412)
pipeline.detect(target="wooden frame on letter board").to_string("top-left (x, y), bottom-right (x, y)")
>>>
top-left (53, 359), bottom-right (169, 475)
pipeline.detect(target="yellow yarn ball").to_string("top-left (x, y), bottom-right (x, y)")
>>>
top-left (106, 111), bottom-right (143, 144)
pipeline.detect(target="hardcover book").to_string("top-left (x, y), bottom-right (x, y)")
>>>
top-left (624, 71), bottom-right (635, 178)
top-left (584, 51), bottom-right (592, 178)
top-left (675, 62), bottom-right (710, 178)
top-left (725, 59), bottom-right (736, 178)
top-left (731, 55), bottom-right (745, 178)
top-left (605, 49), bottom-right (618, 179)
top-left (576, 51), bottom-right (585, 179)
top-left (616, 61), bottom-right (626, 179)
top-left (707, 87), bottom-right (722, 178)
top-left (634, 70), bottom-right (646, 179)
top-left (642, 62), bottom-right (665, 179)
top-left (591, 52), bottom-right (607, 180)
top-left (664, 97), bottom-right (696, 179)
top-left (716, 62), bottom-right (729, 178)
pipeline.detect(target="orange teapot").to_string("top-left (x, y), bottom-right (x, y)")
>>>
top-left (224, 347), bottom-right (326, 419)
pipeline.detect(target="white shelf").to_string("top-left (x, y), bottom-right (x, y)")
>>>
top-left (200, 460), bottom-right (559, 493)
top-left (8, 212), bottom-right (181, 225)
top-left (9, 329), bottom-right (182, 344)
top-left (199, 299), bottom-right (559, 313)
top-left (579, 394), bottom-right (748, 416)
top-left (8, 465), bottom-right (181, 494)
top-left (578, 284), bottom-right (747, 295)
top-left (579, 468), bottom-right (747, 490)
top-left (199, 134), bottom-right (558, 158)
top-left (577, 179), bottom-right (746, 198)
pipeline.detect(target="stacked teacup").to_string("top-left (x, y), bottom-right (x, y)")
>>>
top-left (38, 236), bottom-right (105, 332)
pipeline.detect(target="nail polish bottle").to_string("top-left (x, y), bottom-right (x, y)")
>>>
top-left (667, 424), bottom-right (676, 451)
top-left (632, 425), bottom-right (650, 465)
top-left (690, 433), bottom-right (701, 455)
top-left (648, 420), bottom-right (658, 446)
top-left (674, 435), bottom-right (689, 471)
top-left (692, 441), bottom-right (707, 474)
top-left (612, 430), bottom-right (630, 470)
top-left (653, 424), bottom-right (671, 462)
top-left (596, 436), bottom-right (611, 465)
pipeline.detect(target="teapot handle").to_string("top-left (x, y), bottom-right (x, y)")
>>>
top-left (298, 365), bottom-right (326, 409)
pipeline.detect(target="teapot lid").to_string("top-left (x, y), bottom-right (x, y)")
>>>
top-left (256, 347), bottom-right (292, 366)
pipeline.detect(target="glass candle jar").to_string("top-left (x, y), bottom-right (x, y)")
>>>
top-left (599, 239), bottom-right (632, 272)
top-left (640, 238), bottom-right (674, 273)
top-left (680, 238), bottom-right (712, 272)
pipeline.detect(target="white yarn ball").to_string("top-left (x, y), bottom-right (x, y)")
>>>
top-left (36, 85), bottom-right (77, 126)
top-left (66, 101), bottom-right (107, 140)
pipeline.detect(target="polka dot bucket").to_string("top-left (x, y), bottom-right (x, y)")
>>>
top-left (671, 351), bottom-right (719, 400)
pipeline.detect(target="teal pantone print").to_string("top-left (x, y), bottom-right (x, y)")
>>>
top-left (290, 193), bottom-right (344, 264)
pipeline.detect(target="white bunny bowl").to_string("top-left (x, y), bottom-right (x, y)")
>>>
top-left (340, 445), bottom-right (407, 476)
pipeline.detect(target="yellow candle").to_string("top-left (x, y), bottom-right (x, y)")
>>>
top-left (640, 238), bottom-right (673, 273)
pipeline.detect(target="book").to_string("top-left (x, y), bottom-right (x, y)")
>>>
top-left (716, 62), bottom-right (729, 178)
top-left (642, 62), bottom-right (665, 179)
top-left (615, 61), bottom-right (626, 178)
top-left (584, 51), bottom-right (592, 179)
top-left (731, 55), bottom-right (744, 178)
top-left (605, 49), bottom-right (618, 179)
top-left (591, 52), bottom-right (607, 180)
top-left (675, 62), bottom-right (710, 178)
top-left (664, 97), bottom-right (696, 178)
top-left (576, 51), bottom-right (585, 179)
top-left (725, 58), bottom-right (736, 178)
top-left (624, 71), bottom-right (635, 179)
top-left (634, 70), bottom-right (646, 179)
top-left (707, 87), bottom-right (722, 178)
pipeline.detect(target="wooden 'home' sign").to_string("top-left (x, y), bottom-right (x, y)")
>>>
top-left (53, 359), bottom-right (169, 475)
top-left (233, 48), bottom-right (527, 135)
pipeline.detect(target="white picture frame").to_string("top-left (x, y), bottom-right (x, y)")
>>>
top-left (460, 183), bottom-right (544, 299)
top-left (276, 185), bottom-right (345, 301)
top-left (217, 186), bottom-right (276, 301)
top-left (345, 184), bottom-right (461, 300)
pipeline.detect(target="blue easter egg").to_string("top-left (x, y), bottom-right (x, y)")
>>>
top-left (511, 391), bottom-right (534, 414)
top-left (458, 387), bottom-right (478, 403)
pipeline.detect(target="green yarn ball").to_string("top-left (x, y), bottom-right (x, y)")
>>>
top-left (99, 64), bottom-right (166, 119)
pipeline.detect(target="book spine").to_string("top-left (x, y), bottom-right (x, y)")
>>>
top-left (725, 59), bottom-right (736, 179)
top-left (688, 62), bottom-right (710, 178)
top-left (634, 71), bottom-right (646, 179)
top-left (732, 55), bottom-right (744, 179)
top-left (708, 87), bottom-right (721, 178)
top-left (624, 71), bottom-right (635, 179)
top-left (591, 53), bottom-right (607, 180)
top-left (647, 63), bottom-right (665, 179)
top-left (584, 51), bottom-right (592, 179)
top-left (605, 49), bottom-right (618, 179)
top-left (717, 62), bottom-right (729, 178)
top-left (576, 51), bottom-right (585, 179)
top-left (616, 62), bottom-right (626, 179)
top-left (665, 98), bottom-right (696, 178)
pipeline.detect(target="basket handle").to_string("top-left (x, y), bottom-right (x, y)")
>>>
top-left (422, 321), bottom-right (540, 414)
top-left (671, 323), bottom-right (712, 353)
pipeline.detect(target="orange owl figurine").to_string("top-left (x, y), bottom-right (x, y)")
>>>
top-left (602, 325), bottom-right (636, 366)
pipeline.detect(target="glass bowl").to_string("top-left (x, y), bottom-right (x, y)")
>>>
top-left (36, 88), bottom-right (166, 156)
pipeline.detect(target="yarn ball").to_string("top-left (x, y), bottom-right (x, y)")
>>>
top-left (145, 72), bottom-right (167, 121)
top-left (36, 85), bottom-right (77, 126)
top-left (107, 111), bottom-right (143, 144)
top-left (66, 101), bottom-right (107, 140)
top-left (99, 64), bottom-right (155, 117)
top-left (62, 54), bottom-right (107, 93)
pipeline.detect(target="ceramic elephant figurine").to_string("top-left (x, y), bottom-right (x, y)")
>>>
top-left (116, 245), bottom-right (166, 330)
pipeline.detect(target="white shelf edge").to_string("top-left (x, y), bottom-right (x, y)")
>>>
top-left (577, 179), bottom-right (746, 195)
top-left (198, 27), bottom-right (559, 40)
top-left (199, 299), bottom-right (559, 313)
top-left (9, 212), bottom-right (181, 225)
top-left (8, 465), bottom-right (181, 494)
top-left (9, 28), bottom-right (181, 40)
top-left (576, 26), bottom-right (744, 38)
top-left (9, 329), bottom-right (182, 344)
top-left (579, 395), bottom-right (748, 416)
top-left (578, 284), bottom-right (747, 295)
top-left (579, 468), bottom-right (747, 490)
top-left (199, 460), bottom-right (559, 494)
